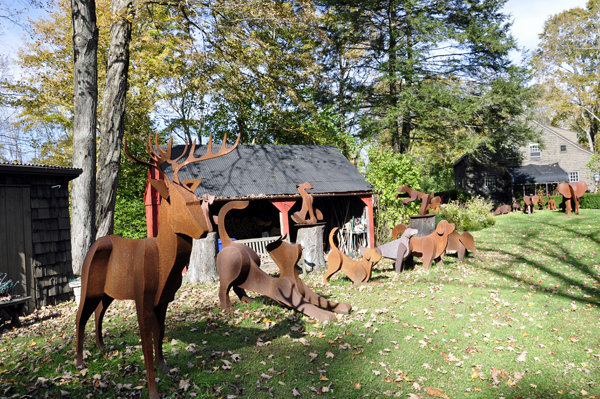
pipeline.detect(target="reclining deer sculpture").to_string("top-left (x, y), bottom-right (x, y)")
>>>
top-left (75, 133), bottom-right (239, 399)
top-left (217, 201), bottom-right (351, 322)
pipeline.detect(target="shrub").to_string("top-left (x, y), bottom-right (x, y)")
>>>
top-left (114, 194), bottom-right (147, 239)
top-left (436, 189), bottom-right (471, 203)
top-left (438, 196), bottom-right (495, 231)
top-left (580, 193), bottom-right (600, 209)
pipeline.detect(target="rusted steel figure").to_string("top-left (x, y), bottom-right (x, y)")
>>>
top-left (323, 227), bottom-right (383, 285)
top-left (444, 231), bottom-right (478, 261)
top-left (558, 181), bottom-right (587, 214)
top-left (426, 196), bottom-right (442, 213)
top-left (75, 133), bottom-right (239, 399)
top-left (512, 197), bottom-right (521, 212)
top-left (523, 194), bottom-right (539, 214)
top-left (397, 185), bottom-right (434, 216)
top-left (494, 204), bottom-right (511, 215)
top-left (217, 201), bottom-right (351, 322)
top-left (371, 225), bottom-right (419, 273)
top-left (547, 195), bottom-right (557, 210)
top-left (406, 220), bottom-right (455, 270)
top-left (291, 182), bottom-right (324, 225)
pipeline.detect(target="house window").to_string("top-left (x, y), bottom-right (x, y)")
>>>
top-left (560, 144), bottom-right (567, 153)
top-left (529, 143), bottom-right (541, 159)
top-left (569, 171), bottom-right (579, 183)
top-left (484, 176), bottom-right (496, 193)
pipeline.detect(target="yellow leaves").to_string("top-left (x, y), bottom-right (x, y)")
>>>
top-left (28, 341), bottom-right (36, 347)
top-left (425, 387), bottom-right (448, 398)
top-left (522, 332), bottom-right (528, 337)
top-left (353, 381), bottom-right (361, 389)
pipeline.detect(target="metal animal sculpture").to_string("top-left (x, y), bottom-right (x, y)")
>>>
top-left (370, 226), bottom-right (419, 273)
top-left (425, 196), bottom-right (442, 213)
top-left (547, 195), bottom-right (557, 210)
top-left (75, 133), bottom-right (239, 399)
top-left (523, 194), bottom-right (539, 214)
top-left (291, 182), bottom-right (323, 225)
top-left (512, 197), bottom-right (521, 212)
top-left (444, 231), bottom-right (478, 261)
top-left (324, 227), bottom-right (383, 285)
top-left (397, 185), bottom-right (434, 216)
top-left (494, 204), bottom-right (511, 215)
top-left (557, 181), bottom-right (587, 214)
top-left (217, 201), bottom-right (351, 322)
top-left (406, 220), bottom-right (456, 270)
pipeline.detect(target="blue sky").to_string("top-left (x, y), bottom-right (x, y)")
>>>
top-left (503, 0), bottom-right (588, 61)
top-left (0, 0), bottom-right (590, 62)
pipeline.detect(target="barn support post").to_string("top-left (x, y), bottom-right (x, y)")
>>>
top-left (144, 167), bottom-right (162, 237)
top-left (358, 195), bottom-right (375, 248)
top-left (269, 199), bottom-right (297, 241)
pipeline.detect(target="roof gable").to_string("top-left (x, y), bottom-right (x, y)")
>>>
top-left (532, 121), bottom-right (594, 155)
top-left (160, 144), bottom-right (372, 199)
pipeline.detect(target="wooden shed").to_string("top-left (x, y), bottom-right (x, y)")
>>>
top-left (144, 144), bottom-right (375, 250)
top-left (0, 162), bottom-right (81, 311)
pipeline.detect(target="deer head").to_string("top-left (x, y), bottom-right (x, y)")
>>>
top-left (125, 133), bottom-right (240, 239)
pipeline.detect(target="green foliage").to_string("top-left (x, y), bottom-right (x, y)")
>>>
top-left (580, 193), bottom-right (600, 209)
top-left (113, 194), bottom-right (147, 239)
top-left (436, 189), bottom-right (472, 203)
top-left (365, 148), bottom-right (422, 242)
top-left (438, 196), bottom-right (495, 231)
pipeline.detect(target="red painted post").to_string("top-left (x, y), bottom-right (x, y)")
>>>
top-left (269, 199), bottom-right (297, 239)
top-left (358, 195), bottom-right (375, 248)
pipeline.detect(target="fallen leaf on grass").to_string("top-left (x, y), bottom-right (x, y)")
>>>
top-left (516, 352), bottom-right (527, 362)
top-left (425, 387), bottom-right (448, 398)
top-left (292, 388), bottom-right (301, 396)
top-left (354, 381), bottom-right (361, 389)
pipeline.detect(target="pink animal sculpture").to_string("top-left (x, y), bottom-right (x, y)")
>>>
top-left (512, 197), bottom-right (521, 212)
top-left (217, 201), bottom-right (351, 322)
top-left (76, 133), bottom-right (239, 399)
top-left (557, 181), bottom-right (587, 214)
top-left (324, 227), bottom-right (383, 285)
top-left (291, 182), bottom-right (323, 224)
top-left (547, 195), bottom-right (557, 210)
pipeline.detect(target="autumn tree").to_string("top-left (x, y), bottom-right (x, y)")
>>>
top-left (532, 0), bottom-right (600, 152)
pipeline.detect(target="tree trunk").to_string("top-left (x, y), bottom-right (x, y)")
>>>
top-left (296, 224), bottom-right (326, 272)
top-left (95, 0), bottom-right (132, 238)
top-left (184, 232), bottom-right (219, 283)
top-left (70, 0), bottom-right (98, 275)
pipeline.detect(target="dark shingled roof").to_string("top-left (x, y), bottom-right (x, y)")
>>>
top-left (506, 163), bottom-right (569, 185)
top-left (0, 162), bottom-right (82, 179)
top-left (159, 144), bottom-right (372, 199)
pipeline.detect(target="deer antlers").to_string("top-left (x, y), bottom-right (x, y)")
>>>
top-left (124, 133), bottom-right (241, 185)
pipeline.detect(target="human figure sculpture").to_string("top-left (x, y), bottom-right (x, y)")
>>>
top-left (557, 181), bottom-right (587, 214)
top-left (547, 195), bottom-right (557, 210)
top-left (397, 185), bottom-right (434, 216)
top-left (75, 133), bottom-right (240, 399)
top-left (512, 197), bottom-right (521, 212)
top-left (291, 182), bottom-right (323, 224)
top-left (444, 231), bottom-right (479, 260)
top-left (217, 201), bottom-right (351, 322)
top-left (370, 225), bottom-right (419, 273)
top-left (494, 204), bottom-right (511, 215)
top-left (323, 227), bottom-right (383, 285)
top-left (523, 194), bottom-right (539, 214)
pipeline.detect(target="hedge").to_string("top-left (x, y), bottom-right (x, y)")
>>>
top-left (580, 193), bottom-right (600, 209)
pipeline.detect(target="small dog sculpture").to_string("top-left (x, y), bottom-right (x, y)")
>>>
top-left (494, 204), bottom-right (511, 215)
top-left (512, 197), bottom-right (520, 212)
top-left (406, 220), bottom-right (455, 270)
top-left (444, 231), bottom-right (479, 260)
top-left (372, 225), bottom-right (419, 273)
top-left (547, 195), bottom-right (557, 210)
top-left (291, 182), bottom-right (323, 224)
top-left (324, 227), bottom-right (383, 285)
top-left (217, 201), bottom-right (350, 322)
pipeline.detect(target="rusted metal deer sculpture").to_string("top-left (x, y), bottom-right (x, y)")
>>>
top-left (75, 133), bottom-right (239, 399)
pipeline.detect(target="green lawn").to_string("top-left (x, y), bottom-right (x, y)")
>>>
top-left (0, 209), bottom-right (599, 398)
